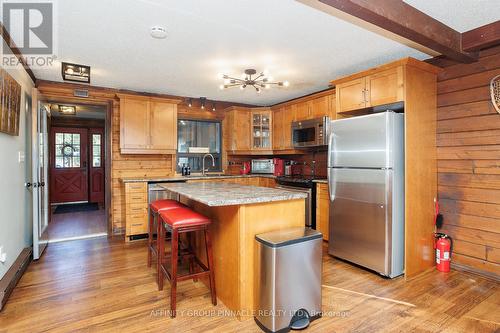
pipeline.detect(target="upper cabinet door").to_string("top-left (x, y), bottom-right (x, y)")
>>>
top-left (150, 101), bottom-right (177, 152)
top-left (120, 98), bottom-right (149, 150)
top-left (310, 95), bottom-right (331, 119)
top-left (234, 110), bottom-right (251, 151)
top-left (272, 108), bottom-right (284, 150)
top-left (252, 109), bottom-right (272, 149)
top-left (366, 66), bottom-right (404, 107)
top-left (336, 77), bottom-right (366, 113)
top-left (282, 105), bottom-right (294, 149)
top-left (294, 101), bottom-right (311, 121)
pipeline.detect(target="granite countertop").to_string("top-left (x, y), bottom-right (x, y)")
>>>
top-left (313, 179), bottom-right (328, 184)
top-left (121, 174), bottom-right (276, 183)
top-left (159, 182), bottom-right (307, 207)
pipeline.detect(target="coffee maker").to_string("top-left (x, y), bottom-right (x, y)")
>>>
top-left (273, 158), bottom-right (284, 176)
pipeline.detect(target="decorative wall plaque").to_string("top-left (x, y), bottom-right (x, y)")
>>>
top-left (0, 68), bottom-right (22, 136)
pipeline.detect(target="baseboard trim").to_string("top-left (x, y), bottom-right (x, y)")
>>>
top-left (0, 247), bottom-right (32, 311)
top-left (451, 262), bottom-right (499, 282)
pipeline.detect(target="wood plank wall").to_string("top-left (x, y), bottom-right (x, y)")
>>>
top-left (436, 45), bottom-right (500, 278)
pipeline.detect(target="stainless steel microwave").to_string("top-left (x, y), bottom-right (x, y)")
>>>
top-left (292, 116), bottom-right (330, 148)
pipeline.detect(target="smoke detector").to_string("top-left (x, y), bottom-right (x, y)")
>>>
top-left (150, 26), bottom-right (167, 39)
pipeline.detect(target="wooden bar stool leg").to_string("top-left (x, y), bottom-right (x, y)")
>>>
top-left (158, 219), bottom-right (165, 291)
top-left (204, 228), bottom-right (217, 306)
top-left (170, 228), bottom-right (179, 318)
top-left (187, 232), bottom-right (197, 282)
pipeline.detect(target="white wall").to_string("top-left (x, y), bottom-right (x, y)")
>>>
top-left (0, 39), bottom-right (35, 279)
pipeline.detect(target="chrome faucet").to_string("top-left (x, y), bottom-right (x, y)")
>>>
top-left (202, 153), bottom-right (215, 176)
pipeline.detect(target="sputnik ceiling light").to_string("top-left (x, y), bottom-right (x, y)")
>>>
top-left (218, 69), bottom-right (289, 93)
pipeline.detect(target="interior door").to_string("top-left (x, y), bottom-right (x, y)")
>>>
top-left (50, 127), bottom-right (88, 203)
top-left (89, 128), bottom-right (105, 204)
top-left (32, 89), bottom-right (49, 260)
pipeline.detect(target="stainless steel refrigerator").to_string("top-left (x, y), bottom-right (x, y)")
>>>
top-left (327, 111), bottom-right (405, 278)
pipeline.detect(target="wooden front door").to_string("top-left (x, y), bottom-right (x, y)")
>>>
top-left (89, 128), bottom-right (104, 204)
top-left (50, 127), bottom-right (88, 203)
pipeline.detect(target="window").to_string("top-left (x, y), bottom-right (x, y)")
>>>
top-left (92, 134), bottom-right (101, 167)
top-left (55, 133), bottom-right (81, 168)
top-left (176, 120), bottom-right (222, 173)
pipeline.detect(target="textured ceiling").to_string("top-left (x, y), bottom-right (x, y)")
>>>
top-left (404, 0), bottom-right (499, 32)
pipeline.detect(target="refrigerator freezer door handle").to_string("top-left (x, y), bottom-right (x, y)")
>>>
top-left (327, 131), bottom-right (336, 201)
top-left (327, 130), bottom-right (334, 168)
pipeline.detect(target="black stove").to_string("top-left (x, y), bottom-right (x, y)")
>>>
top-left (276, 175), bottom-right (327, 230)
top-left (276, 175), bottom-right (326, 188)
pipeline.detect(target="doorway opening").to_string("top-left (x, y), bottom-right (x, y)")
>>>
top-left (47, 102), bottom-right (108, 242)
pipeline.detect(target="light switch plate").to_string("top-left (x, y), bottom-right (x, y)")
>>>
top-left (0, 246), bottom-right (6, 263)
top-left (18, 151), bottom-right (25, 163)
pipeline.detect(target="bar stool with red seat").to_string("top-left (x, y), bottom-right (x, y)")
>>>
top-left (158, 207), bottom-right (217, 317)
top-left (148, 199), bottom-right (185, 285)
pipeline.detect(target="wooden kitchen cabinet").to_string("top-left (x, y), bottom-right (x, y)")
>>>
top-left (316, 183), bottom-right (329, 241)
top-left (366, 66), bottom-right (404, 107)
top-left (282, 105), bottom-right (294, 149)
top-left (335, 66), bottom-right (404, 114)
top-left (272, 108), bottom-right (284, 150)
top-left (310, 95), bottom-right (334, 119)
top-left (225, 107), bottom-right (252, 153)
top-left (251, 108), bottom-right (272, 150)
top-left (120, 98), bottom-right (149, 150)
top-left (336, 77), bottom-right (367, 113)
top-left (124, 182), bottom-right (148, 240)
top-left (150, 101), bottom-right (177, 151)
top-left (294, 101), bottom-right (311, 121)
top-left (118, 94), bottom-right (181, 154)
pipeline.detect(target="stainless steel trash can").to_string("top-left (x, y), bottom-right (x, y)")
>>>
top-left (255, 227), bottom-right (322, 333)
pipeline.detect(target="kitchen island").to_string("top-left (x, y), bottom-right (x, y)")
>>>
top-left (159, 182), bottom-right (307, 319)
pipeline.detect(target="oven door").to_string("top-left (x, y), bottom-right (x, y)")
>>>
top-left (276, 185), bottom-right (312, 227)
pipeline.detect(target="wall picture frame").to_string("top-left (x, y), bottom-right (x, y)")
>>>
top-left (0, 68), bottom-right (22, 136)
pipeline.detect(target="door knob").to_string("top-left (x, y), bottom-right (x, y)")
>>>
top-left (40, 182), bottom-right (45, 187)
top-left (25, 182), bottom-right (32, 188)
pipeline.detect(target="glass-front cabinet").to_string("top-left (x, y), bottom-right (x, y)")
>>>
top-left (252, 108), bottom-right (272, 149)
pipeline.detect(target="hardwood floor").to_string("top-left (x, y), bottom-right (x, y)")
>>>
top-left (48, 208), bottom-right (107, 241)
top-left (0, 238), bottom-right (498, 332)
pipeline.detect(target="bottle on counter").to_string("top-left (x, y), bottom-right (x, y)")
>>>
top-left (181, 164), bottom-right (187, 176)
top-left (186, 165), bottom-right (191, 176)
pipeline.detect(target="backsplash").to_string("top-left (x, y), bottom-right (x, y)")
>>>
top-left (226, 150), bottom-right (327, 177)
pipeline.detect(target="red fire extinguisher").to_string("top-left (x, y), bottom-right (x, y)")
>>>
top-left (435, 233), bottom-right (452, 272)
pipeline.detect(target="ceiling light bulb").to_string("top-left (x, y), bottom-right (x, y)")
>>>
top-left (217, 73), bottom-right (225, 79)
top-left (265, 84), bottom-right (271, 89)
top-left (267, 76), bottom-right (273, 82)
top-left (150, 26), bottom-right (167, 39)
top-left (66, 68), bottom-right (74, 75)
top-left (240, 85), bottom-right (245, 90)
top-left (283, 81), bottom-right (290, 87)
top-left (256, 88), bottom-right (261, 94)
top-left (219, 84), bottom-right (225, 90)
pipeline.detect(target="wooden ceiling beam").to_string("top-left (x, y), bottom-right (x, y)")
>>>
top-left (317, 0), bottom-right (478, 63)
top-left (462, 21), bottom-right (500, 52)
